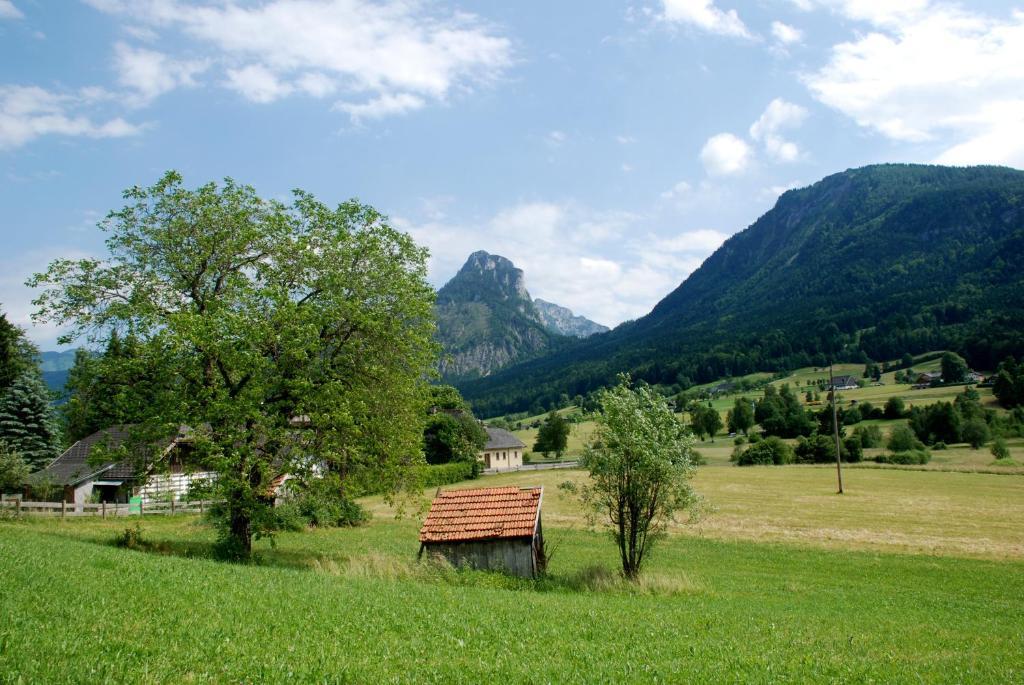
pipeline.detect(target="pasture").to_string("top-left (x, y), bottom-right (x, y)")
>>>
top-left (2, 466), bottom-right (1023, 682)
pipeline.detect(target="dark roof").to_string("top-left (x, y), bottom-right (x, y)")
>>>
top-left (832, 375), bottom-right (859, 387)
top-left (419, 486), bottom-right (542, 543)
top-left (483, 426), bottom-right (525, 450)
top-left (29, 426), bottom-right (136, 487)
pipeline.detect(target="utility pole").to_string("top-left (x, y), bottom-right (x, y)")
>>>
top-left (829, 363), bottom-right (844, 494)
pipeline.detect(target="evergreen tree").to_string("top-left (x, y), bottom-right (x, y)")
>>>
top-left (0, 311), bottom-right (37, 392)
top-left (0, 371), bottom-right (62, 470)
top-left (993, 357), bottom-right (1024, 408)
top-left (534, 410), bottom-right (570, 458)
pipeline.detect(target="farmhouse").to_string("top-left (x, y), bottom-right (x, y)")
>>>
top-left (419, 486), bottom-right (545, 578)
top-left (25, 426), bottom-right (214, 507)
top-left (831, 375), bottom-right (860, 390)
top-left (478, 426), bottom-right (525, 471)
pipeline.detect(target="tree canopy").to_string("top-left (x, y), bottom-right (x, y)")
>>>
top-left (30, 172), bottom-right (438, 558)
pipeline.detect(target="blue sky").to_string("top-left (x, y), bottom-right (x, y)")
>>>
top-left (2, 0), bottom-right (1023, 348)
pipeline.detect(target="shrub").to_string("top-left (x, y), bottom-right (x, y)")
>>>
top-left (990, 437), bottom-right (1011, 461)
top-left (114, 524), bottom-right (145, 550)
top-left (843, 436), bottom-right (863, 463)
top-left (794, 433), bottom-right (841, 464)
top-left (961, 418), bottom-right (991, 449)
top-left (748, 432), bottom-right (763, 444)
top-left (887, 425), bottom-right (924, 453)
top-left (418, 460), bottom-right (478, 489)
top-left (736, 436), bottom-right (794, 466)
top-left (733, 436), bottom-right (746, 446)
top-left (875, 450), bottom-right (931, 465)
top-left (853, 424), bottom-right (883, 449)
top-left (932, 441), bottom-right (948, 450)
top-left (884, 397), bottom-right (906, 419)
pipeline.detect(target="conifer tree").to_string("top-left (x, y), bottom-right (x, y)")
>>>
top-left (0, 371), bottom-right (62, 470)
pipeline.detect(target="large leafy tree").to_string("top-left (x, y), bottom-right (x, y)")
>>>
top-left (564, 376), bottom-right (700, 580)
top-left (0, 371), bottom-right (62, 470)
top-left (30, 172), bottom-right (438, 558)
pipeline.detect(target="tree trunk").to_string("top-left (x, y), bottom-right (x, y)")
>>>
top-left (228, 504), bottom-right (252, 558)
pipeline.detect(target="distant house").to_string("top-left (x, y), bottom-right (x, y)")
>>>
top-left (831, 375), bottom-right (860, 390)
top-left (966, 371), bottom-right (984, 384)
top-left (25, 426), bottom-right (214, 507)
top-left (916, 371), bottom-right (943, 385)
top-left (419, 486), bottom-right (545, 578)
top-left (478, 427), bottom-right (525, 471)
top-left (710, 381), bottom-right (736, 395)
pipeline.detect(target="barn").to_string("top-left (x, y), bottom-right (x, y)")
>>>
top-left (418, 486), bottom-right (545, 578)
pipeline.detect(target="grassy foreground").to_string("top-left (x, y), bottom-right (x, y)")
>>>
top-left (2, 467), bottom-right (1024, 682)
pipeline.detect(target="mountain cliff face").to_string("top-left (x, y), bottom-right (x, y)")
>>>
top-left (435, 252), bottom-right (553, 380)
top-left (534, 299), bottom-right (609, 337)
top-left (435, 251), bottom-right (610, 380)
top-left (459, 164), bottom-right (1024, 416)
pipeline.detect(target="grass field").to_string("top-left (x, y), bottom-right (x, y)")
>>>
top-left (3, 466), bottom-right (1024, 682)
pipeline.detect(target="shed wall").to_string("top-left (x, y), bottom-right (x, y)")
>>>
top-left (424, 538), bottom-right (536, 578)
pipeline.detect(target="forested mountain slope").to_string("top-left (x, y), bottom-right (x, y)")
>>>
top-left (459, 164), bottom-right (1024, 416)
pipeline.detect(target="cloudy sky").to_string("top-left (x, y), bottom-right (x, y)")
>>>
top-left (2, 0), bottom-right (1023, 347)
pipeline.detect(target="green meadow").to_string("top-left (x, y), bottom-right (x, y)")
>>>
top-left (2, 465), bottom-right (1024, 682)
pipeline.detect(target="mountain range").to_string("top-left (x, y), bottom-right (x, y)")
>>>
top-left (457, 164), bottom-right (1024, 416)
top-left (434, 250), bottom-right (607, 380)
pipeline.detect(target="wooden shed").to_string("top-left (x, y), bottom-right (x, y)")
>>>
top-left (418, 486), bottom-right (545, 578)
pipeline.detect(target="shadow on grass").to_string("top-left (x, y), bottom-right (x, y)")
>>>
top-left (11, 515), bottom-right (706, 596)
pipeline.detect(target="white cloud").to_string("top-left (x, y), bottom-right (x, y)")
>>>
top-left (334, 92), bottom-right (426, 122)
top-left (87, 0), bottom-right (512, 121)
top-left (0, 0), bottom-right (22, 19)
top-left (616, 134), bottom-right (637, 144)
top-left (546, 130), bottom-right (567, 146)
top-left (700, 133), bottom-right (752, 175)
top-left (660, 180), bottom-right (692, 199)
top-left (771, 21), bottom-right (803, 45)
top-left (396, 199), bottom-right (723, 327)
top-left (114, 42), bottom-right (208, 105)
top-left (0, 85), bottom-right (142, 150)
top-left (749, 98), bottom-right (808, 162)
top-left (659, 0), bottom-right (753, 38)
top-left (805, 5), bottom-right (1024, 166)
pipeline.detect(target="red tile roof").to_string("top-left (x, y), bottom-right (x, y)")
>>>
top-left (419, 486), bottom-right (543, 543)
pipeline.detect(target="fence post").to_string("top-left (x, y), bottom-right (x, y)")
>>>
top-left (170, 498), bottom-right (175, 516)
top-left (200, 499), bottom-right (204, 514)
top-left (139, 499), bottom-right (144, 517)
top-left (61, 500), bottom-right (66, 518)
top-left (102, 501), bottom-right (106, 519)
top-left (15, 498), bottom-right (20, 516)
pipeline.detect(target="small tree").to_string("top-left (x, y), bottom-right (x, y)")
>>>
top-left (562, 376), bottom-right (700, 580)
top-left (690, 405), bottom-right (722, 442)
top-left (534, 410), bottom-right (569, 458)
top-left (727, 397), bottom-right (754, 435)
top-left (941, 352), bottom-right (969, 384)
top-left (0, 371), bottom-right (62, 471)
top-left (884, 396), bottom-right (906, 419)
top-left (0, 440), bottom-right (29, 492)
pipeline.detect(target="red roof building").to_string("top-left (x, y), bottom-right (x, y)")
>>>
top-left (419, 486), bottom-right (545, 577)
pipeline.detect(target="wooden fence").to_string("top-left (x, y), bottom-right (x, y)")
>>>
top-left (0, 499), bottom-right (218, 518)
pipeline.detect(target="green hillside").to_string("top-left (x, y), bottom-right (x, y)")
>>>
top-left (460, 165), bottom-right (1024, 416)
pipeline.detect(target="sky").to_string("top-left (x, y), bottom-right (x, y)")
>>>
top-left (2, 0), bottom-right (1024, 349)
